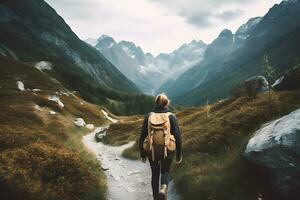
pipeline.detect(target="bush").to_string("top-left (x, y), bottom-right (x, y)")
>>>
top-left (0, 142), bottom-right (103, 200)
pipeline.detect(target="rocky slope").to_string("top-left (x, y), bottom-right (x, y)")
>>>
top-left (157, 29), bottom-right (235, 97)
top-left (93, 35), bottom-right (154, 94)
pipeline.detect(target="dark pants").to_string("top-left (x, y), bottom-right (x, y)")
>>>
top-left (148, 153), bottom-right (173, 199)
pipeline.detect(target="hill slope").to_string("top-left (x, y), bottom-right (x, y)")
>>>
top-left (0, 0), bottom-right (152, 114)
top-left (0, 55), bottom-right (110, 200)
top-left (103, 89), bottom-right (300, 200)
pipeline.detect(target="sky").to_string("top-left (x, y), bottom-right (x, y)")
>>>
top-left (45, 0), bottom-right (282, 55)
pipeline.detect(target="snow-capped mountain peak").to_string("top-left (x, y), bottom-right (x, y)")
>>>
top-left (85, 38), bottom-right (98, 46)
top-left (91, 34), bottom-right (207, 93)
top-left (94, 35), bottom-right (117, 50)
top-left (234, 17), bottom-right (262, 43)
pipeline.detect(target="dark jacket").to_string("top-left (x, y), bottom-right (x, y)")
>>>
top-left (139, 107), bottom-right (182, 159)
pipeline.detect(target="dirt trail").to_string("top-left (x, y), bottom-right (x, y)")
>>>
top-left (83, 127), bottom-right (181, 200)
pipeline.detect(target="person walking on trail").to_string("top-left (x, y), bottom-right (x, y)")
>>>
top-left (139, 93), bottom-right (182, 200)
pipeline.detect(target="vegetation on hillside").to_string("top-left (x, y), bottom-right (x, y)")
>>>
top-left (173, 22), bottom-right (300, 106)
top-left (0, 56), bottom-right (108, 200)
top-left (173, 90), bottom-right (300, 200)
top-left (105, 89), bottom-right (300, 200)
top-left (0, 0), bottom-right (155, 116)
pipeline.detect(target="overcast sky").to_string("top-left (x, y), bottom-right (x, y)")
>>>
top-left (45, 0), bottom-right (281, 55)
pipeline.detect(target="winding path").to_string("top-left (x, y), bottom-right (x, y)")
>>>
top-left (83, 127), bottom-right (181, 200)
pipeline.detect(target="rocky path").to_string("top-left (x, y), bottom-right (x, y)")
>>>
top-left (83, 127), bottom-right (181, 200)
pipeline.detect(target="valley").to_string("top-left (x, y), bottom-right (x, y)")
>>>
top-left (86, 35), bottom-right (207, 94)
top-left (1, 0), bottom-right (300, 200)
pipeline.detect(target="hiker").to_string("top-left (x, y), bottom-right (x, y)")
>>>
top-left (139, 93), bottom-right (182, 200)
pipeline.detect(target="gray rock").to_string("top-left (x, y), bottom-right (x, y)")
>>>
top-left (73, 118), bottom-right (85, 127)
top-left (101, 166), bottom-right (109, 171)
top-left (245, 109), bottom-right (300, 199)
top-left (94, 127), bottom-right (108, 142)
top-left (244, 75), bottom-right (269, 99)
top-left (272, 68), bottom-right (300, 91)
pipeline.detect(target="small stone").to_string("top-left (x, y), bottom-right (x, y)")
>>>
top-left (86, 124), bottom-right (95, 130)
top-left (74, 118), bottom-right (86, 127)
top-left (49, 111), bottom-right (56, 115)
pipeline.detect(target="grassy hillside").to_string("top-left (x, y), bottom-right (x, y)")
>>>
top-left (105, 90), bottom-right (300, 199)
top-left (0, 56), bottom-right (109, 200)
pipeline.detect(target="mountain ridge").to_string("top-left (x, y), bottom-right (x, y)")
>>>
top-left (160, 0), bottom-right (300, 106)
top-left (86, 35), bottom-right (207, 93)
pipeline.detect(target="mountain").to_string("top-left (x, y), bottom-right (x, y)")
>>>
top-left (88, 37), bottom-right (207, 93)
top-left (118, 39), bottom-right (207, 78)
top-left (85, 37), bottom-right (99, 46)
top-left (154, 39), bottom-right (207, 77)
top-left (118, 40), bottom-right (148, 66)
top-left (158, 29), bottom-right (235, 98)
top-left (234, 17), bottom-right (262, 46)
top-left (162, 0), bottom-right (300, 106)
top-left (0, 0), bottom-right (148, 113)
top-left (93, 36), bottom-right (154, 94)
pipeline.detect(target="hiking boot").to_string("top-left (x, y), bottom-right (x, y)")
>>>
top-left (158, 184), bottom-right (167, 200)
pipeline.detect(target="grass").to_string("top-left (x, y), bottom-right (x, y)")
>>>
top-left (104, 90), bottom-right (300, 199)
top-left (121, 142), bottom-right (140, 160)
top-left (102, 116), bottom-right (143, 146)
top-left (2, 54), bottom-right (299, 200)
top-left (173, 90), bottom-right (300, 200)
top-left (0, 56), bottom-right (108, 200)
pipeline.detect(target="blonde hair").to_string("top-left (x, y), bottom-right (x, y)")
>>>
top-left (155, 93), bottom-right (170, 108)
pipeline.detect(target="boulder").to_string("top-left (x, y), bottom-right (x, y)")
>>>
top-left (48, 95), bottom-right (64, 108)
top-left (95, 126), bottom-right (108, 142)
top-left (16, 81), bottom-right (25, 91)
top-left (74, 118), bottom-right (86, 127)
top-left (86, 124), bottom-right (95, 130)
top-left (272, 69), bottom-right (300, 91)
top-left (244, 75), bottom-right (269, 99)
top-left (245, 109), bottom-right (300, 199)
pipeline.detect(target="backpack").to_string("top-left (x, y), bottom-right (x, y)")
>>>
top-left (143, 112), bottom-right (176, 161)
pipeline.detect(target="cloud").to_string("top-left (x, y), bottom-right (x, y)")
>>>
top-left (45, 0), bottom-right (115, 20)
top-left (217, 9), bottom-right (244, 22)
top-left (180, 11), bottom-right (214, 28)
top-left (148, 0), bottom-right (259, 28)
top-left (45, 0), bottom-right (282, 55)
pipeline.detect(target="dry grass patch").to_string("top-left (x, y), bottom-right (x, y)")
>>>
top-left (0, 56), bottom-right (107, 200)
top-left (173, 91), bottom-right (300, 200)
top-left (103, 117), bottom-right (143, 146)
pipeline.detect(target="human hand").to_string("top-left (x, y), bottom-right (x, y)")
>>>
top-left (176, 155), bottom-right (182, 164)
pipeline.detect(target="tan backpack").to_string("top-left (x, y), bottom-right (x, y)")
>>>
top-left (143, 112), bottom-right (176, 161)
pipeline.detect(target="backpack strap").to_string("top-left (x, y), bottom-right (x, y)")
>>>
top-left (164, 112), bottom-right (172, 158)
top-left (148, 112), bottom-right (155, 161)
top-left (166, 112), bottom-right (172, 117)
